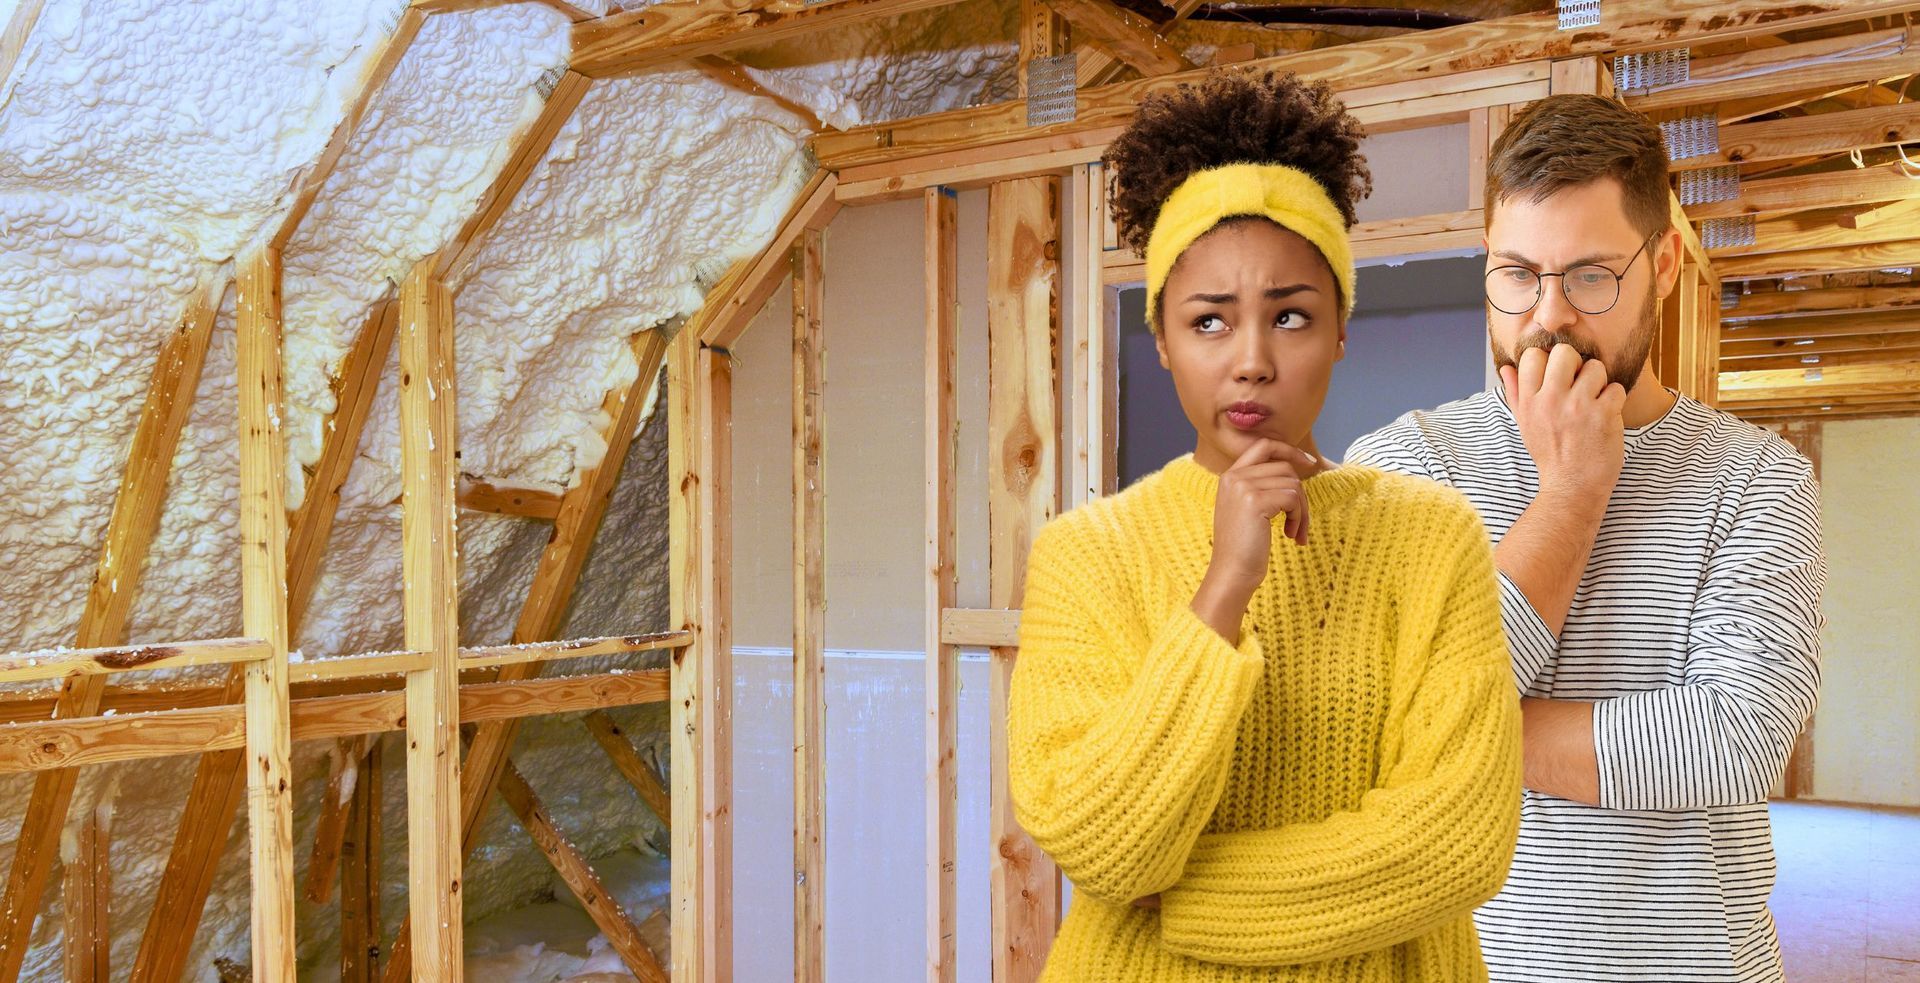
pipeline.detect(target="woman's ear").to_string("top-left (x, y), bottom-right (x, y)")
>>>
top-left (1155, 326), bottom-right (1171, 370)
top-left (1335, 316), bottom-right (1348, 364)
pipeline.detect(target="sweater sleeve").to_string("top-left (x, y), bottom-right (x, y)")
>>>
top-left (1591, 460), bottom-right (1825, 811)
top-left (1156, 509), bottom-right (1524, 966)
top-left (1006, 518), bottom-right (1266, 907)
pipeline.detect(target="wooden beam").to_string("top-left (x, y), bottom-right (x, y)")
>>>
top-left (790, 227), bottom-right (828, 983)
top-left (290, 296), bottom-right (399, 638)
top-left (459, 630), bottom-right (690, 670)
top-left (304, 734), bottom-right (372, 904)
top-left (437, 70), bottom-right (592, 285)
top-left (455, 474), bottom-right (565, 520)
top-left (1623, 27), bottom-right (1920, 113)
top-left (398, 259), bottom-right (464, 982)
top-left (572, 0), bottom-right (972, 78)
top-left (382, 326), bottom-right (673, 982)
top-left (1684, 161), bottom-right (1920, 222)
top-left (236, 248), bottom-right (299, 982)
top-left (692, 170), bottom-right (841, 349)
top-left (0, 637), bottom-right (267, 686)
top-left (1728, 324), bottom-right (1920, 355)
top-left (1739, 400), bottom-right (1920, 422)
top-left (339, 737), bottom-right (383, 983)
top-left (60, 795), bottom-right (111, 983)
top-left (1043, 0), bottom-right (1191, 79)
top-left (812, 0), bottom-right (1920, 171)
top-left (271, 10), bottom-right (426, 251)
top-left (669, 331), bottom-right (735, 983)
top-left (1708, 202), bottom-right (1920, 258)
top-left (495, 760), bottom-right (668, 982)
top-left (1073, 0), bottom-right (1205, 87)
top-left (582, 711), bottom-right (671, 827)
top-left (1715, 238), bottom-right (1920, 281)
top-left (923, 186), bottom-right (960, 983)
top-left (940, 608), bottom-right (1022, 648)
top-left (692, 55), bottom-right (826, 131)
top-left (0, 279), bottom-right (219, 982)
top-left (0, 0), bottom-right (46, 94)
top-left (987, 176), bottom-right (1063, 983)
top-left (1671, 102), bottom-right (1920, 172)
top-left (1715, 346), bottom-right (1920, 371)
top-left (1719, 359), bottom-right (1920, 402)
top-left (1724, 283), bottom-right (1920, 320)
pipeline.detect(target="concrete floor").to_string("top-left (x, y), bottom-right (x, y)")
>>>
top-left (1772, 800), bottom-right (1920, 981)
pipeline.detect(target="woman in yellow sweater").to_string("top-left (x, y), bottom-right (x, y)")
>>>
top-left (1007, 71), bottom-right (1523, 981)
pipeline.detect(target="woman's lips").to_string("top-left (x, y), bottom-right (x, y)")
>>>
top-left (1224, 402), bottom-right (1271, 431)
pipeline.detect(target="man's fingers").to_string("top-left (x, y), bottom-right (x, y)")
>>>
top-left (1574, 356), bottom-right (1611, 397)
top-left (1541, 343), bottom-right (1583, 392)
top-left (1499, 364), bottom-right (1520, 406)
top-left (1516, 346), bottom-right (1548, 399)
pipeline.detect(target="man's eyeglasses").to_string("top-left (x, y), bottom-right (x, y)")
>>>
top-left (1484, 232), bottom-right (1658, 316)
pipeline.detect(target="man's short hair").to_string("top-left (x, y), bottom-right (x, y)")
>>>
top-left (1486, 93), bottom-right (1672, 238)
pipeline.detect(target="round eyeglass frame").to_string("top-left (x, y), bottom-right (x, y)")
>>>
top-left (1484, 232), bottom-right (1659, 316)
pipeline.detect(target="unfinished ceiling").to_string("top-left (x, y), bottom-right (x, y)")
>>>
top-left (0, 0), bottom-right (1012, 975)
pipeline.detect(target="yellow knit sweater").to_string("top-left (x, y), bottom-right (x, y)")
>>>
top-left (1008, 455), bottom-right (1522, 982)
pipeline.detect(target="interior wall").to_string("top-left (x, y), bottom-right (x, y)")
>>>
top-left (1810, 416), bottom-right (1920, 807)
top-left (729, 192), bottom-right (998, 982)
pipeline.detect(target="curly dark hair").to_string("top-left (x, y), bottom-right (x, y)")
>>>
top-left (1104, 70), bottom-right (1372, 255)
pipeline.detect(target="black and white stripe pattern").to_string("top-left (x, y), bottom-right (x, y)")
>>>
top-left (1346, 388), bottom-right (1825, 983)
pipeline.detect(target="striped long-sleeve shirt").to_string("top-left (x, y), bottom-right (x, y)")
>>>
top-left (1346, 387), bottom-right (1825, 983)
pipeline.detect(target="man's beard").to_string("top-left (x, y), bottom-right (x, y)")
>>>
top-left (1490, 286), bottom-right (1658, 394)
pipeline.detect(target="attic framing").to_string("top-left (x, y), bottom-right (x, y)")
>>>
top-left (2, 0), bottom-right (1915, 980)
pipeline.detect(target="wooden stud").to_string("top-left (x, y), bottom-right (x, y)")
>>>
top-left (668, 331), bottom-right (735, 983)
top-left (339, 736), bottom-right (384, 982)
top-left (986, 176), bottom-right (1063, 983)
top-left (583, 711), bottom-right (671, 828)
top-left (495, 761), bottom-right (669, 983)
top-left (923, 185), bottom-right (960, 983)
top-left (397, 258), bottom-right (464, 982)
top-left (1042, 0), bottom-right (1191, 79)
top-left (0, 281), bottom-right (220, 983)
top-left (1548, 55), bottom-right (1612, 97)
top-left (1714, 346), bottom-right (1920, 372)
top-left (812, 0), bottom-right (1910, 171)
top-left (60, 795), bottom-right (111, 983)
top-left (573, 0), bottom-right (972, 78)
top-left (237, 247), bottom-right (299, 982)
top-left (379, 328), bottom-right (670, 981)
top-left (791, 227), bottom-right (828, 983)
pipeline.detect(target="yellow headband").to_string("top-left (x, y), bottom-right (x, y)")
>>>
top-left (1144, 162), bottom-right (1355, 329)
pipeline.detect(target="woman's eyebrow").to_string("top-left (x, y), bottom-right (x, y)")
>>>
top-left (1183, 284), bottom-right (1319, 304)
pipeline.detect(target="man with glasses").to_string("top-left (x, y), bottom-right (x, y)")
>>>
top-left (1346, 94), bottom-right (1824, 982)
